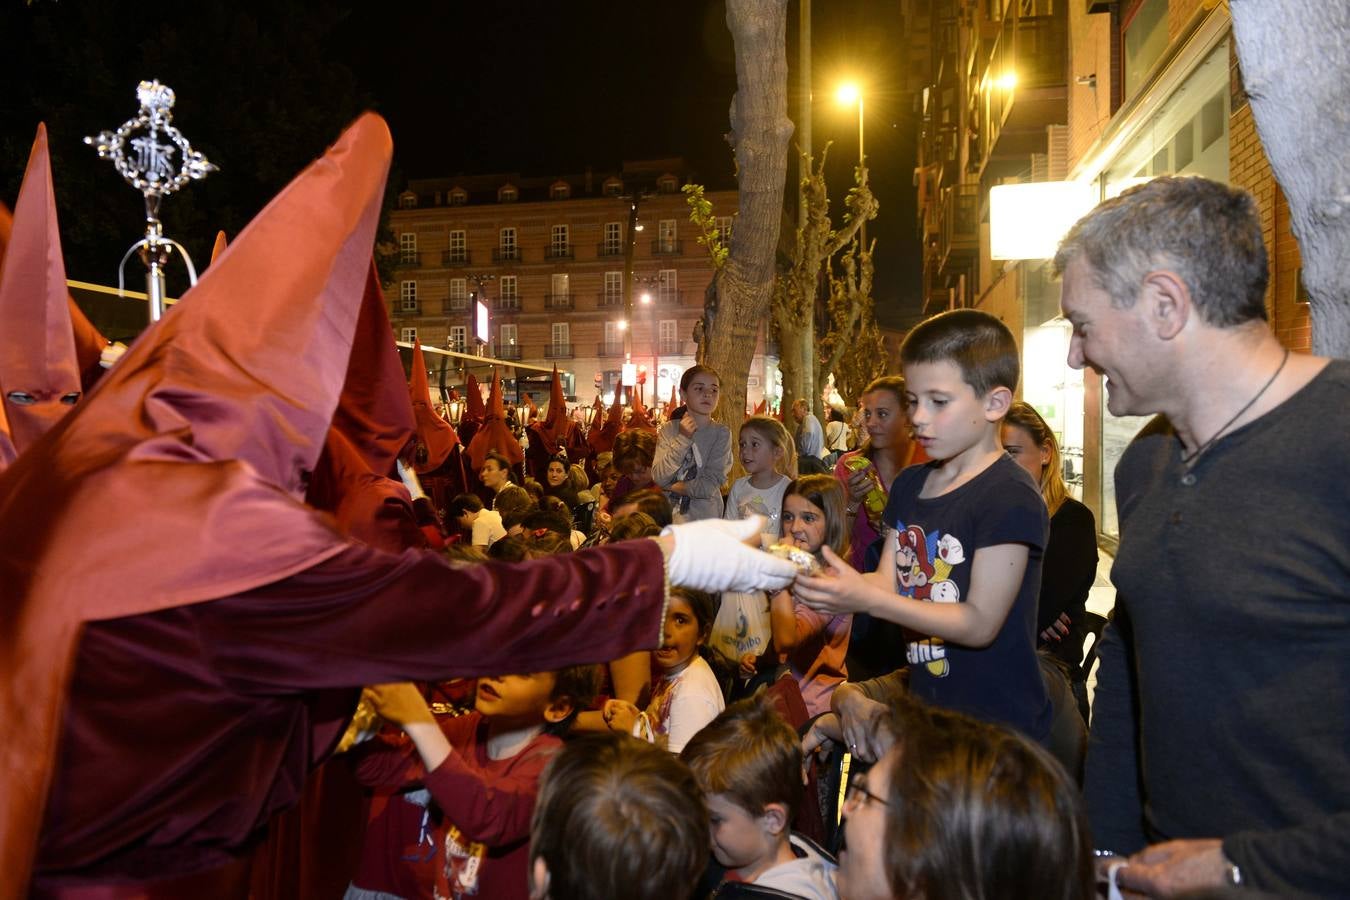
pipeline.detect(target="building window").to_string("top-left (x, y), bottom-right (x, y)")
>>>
top-left (604, 271), bottom-right (623, 306)
top-left (657, 174), bottom-right (679, 193)
top-left (400, 281), bottom-right (418, 312)
top-left (715, 216), bottom-right (733, 245)
top-left (449, 326), bottom-right (467, 352)
top-left (449, 278), bottom-right (468, 310)
top-left (498, 184), bottom-right (518, 203)
top-left (659, 319), bottom-right (678, 354)
top-left (657, 269), bottom-right (677, 303)
top-left (603, 177), bottom-right (623, 197)
top-left (449, 187), bottom-right (468, 206)
top-left (550, 322), bottom-right (570, 357)
top-left (1122, 0), bottom-right (1169, 101)
top-left (499, 227), bottom-right (518, 261)
top-left (603, 222), bottom-right (623, 256)
top-left (398, 191), bottom-right (417, 209)
top-left (550, 224), bottom-right (570, 257)
top-left (500, 275), bottom-right (518, 309)
top-left (550, 182), bottom-right (571, 200)
top-left (399, 232), bottom-right (417, 264)
top-left (401, 327), bottom-right (418, 344)
top-left (658, 219), bottom-right (678, 253)
top-left (603, 321), bottom-right (624, 355)
top-left (551, 272), bottom-right (570, 299)
top-left (500, 323), bottom-right (518, 348)
top-left (448, 229), bottom-right (467, 263)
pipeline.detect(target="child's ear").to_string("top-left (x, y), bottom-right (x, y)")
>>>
top-left (529, 857), bottom-right (551, 900)
top-left (543, 696), bottom-right (575, 725)
top-left (983, 385), bottom-right (1013, 422)
top-left (759, 802), bottom-right (790, 836)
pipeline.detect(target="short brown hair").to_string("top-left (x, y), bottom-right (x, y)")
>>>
top-left (612, 429), bottom-right (656, 476)
top-left (680, 696), bottom-right (804, 819)
top-left (545, 665), bottom-right (603, 735)
top-left (531, 733), bottom-right (708, 900)
top-left (607, 511), bottom-right (662, 542)
top-left (899, 309), bottom-right (1019, 398)
top-left (880, 697), bottom-right (1093, 900)
top-left (680, 364), bottom-right (720, 393)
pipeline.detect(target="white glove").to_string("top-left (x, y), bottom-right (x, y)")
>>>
top-left (662, 515), bottom-right (797, 593)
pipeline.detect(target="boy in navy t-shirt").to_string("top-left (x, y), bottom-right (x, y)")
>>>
top-left (794, 309), bottom-right (1051, 743)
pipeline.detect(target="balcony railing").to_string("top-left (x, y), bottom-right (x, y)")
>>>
top-left (494, 297), bottom-right (521, 312)
top-left (939, 183), bottom-right (980, 269)
top-left (544, 293), bottom-right (573, 311)
top-left (442, 298), bottom-right (469, 314)
top-left (399, 303), bottom-right (421, 316)
top-left (493, 247), bottom-right (520, 263)
top-left (597, 342), bottom-right (625, 358)
top-left (545, 245), bottom-right (574, 261)
top-left (395, 252), bottom-right (422, 268)
top-left (598, 292), bottom-right (624, 308)
top-left (544, 343), bottom-right (574, 359)
top-left (597, 242), bottom-right (624, 258)
top-left (492, 344), bottom-right (522, 361)
top-left (657, 339), bottom-right (683, 355)
top-left (652, 290), bottom-right (684, 306)
top-left (441, 250), bottom-right (471, 266)
top-left (651, 239), bottom-right (683, 256)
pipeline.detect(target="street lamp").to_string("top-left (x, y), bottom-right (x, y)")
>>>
top-left (836, 82), bottom-right (866, 248)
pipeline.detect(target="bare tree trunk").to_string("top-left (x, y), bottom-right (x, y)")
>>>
top-left (706, 0), bottom-right (794, 432)
top-left (1231, 0), bottom-right (1350, 357)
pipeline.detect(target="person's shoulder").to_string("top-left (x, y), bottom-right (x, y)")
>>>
top-left (1054, 496), bottom-right (1096, 529)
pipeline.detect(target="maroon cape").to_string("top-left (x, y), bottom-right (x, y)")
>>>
top-left (0, 114), bottom-right (668, 898)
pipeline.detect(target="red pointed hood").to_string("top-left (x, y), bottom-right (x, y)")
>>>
top-left (306, 258), bottom-right (418, 552)
top-left (623, 392), bottom-right (657, 434)
top-left (754, 399), bottom-right (767, 415)
top-left (526, 366), bottom-right (571, 458)
top-left (210, 230), bottom-right (229, 265)
top-left (669, 382), bottom-right (678, 409)
top-left (463, 372), bottom-right (486, 423)
top-left (466, 367), bottom-right (523, 469)
top-left (408, 339), bottom-right (459, 473)
top-left (0, 125), bottom-right (85, 461)
top-left (588, 389), bottom-right (626, 454)
top-left (0, 113), bottom-right (392, 895)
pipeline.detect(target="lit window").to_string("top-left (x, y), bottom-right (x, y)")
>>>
top-left (400, 327), bottom-right (418, 343)
top-left (450, 187), bottom-right (468, 206)
top-left (603, 222), bottom-right (623, 256)
top-left (550, 224), bottom-right (570, 257)
top-left (448, 326), bottom-right (467, 352)
top-left (498, 184), bottom-right (518, 203)
top-left (551, 182), bottom-right (571, 200)
top-left (448, 229), bottom-right (467, 263)
top-left (399, 232), bottom-right (417, 264)
top-left (400, 281), bottom-right (418, 312)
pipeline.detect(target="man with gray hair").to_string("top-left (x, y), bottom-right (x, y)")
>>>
top-left (1055, 175), bottom-right (1349, 897)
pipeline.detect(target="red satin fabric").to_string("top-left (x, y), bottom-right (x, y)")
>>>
top-left (0, 126), bottom-right (88, 459)
top-left (408, 341), bottom-right (458, 474)
top-left (0, 114), bottom-right (393, 899)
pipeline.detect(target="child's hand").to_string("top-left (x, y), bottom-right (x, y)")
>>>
top-left (792, 546), bottom-right (873, 615)
top-left (679, 413), bottom-right (698, 438)
top-left (365, 682), bottom-right (435, 727)
top-left (738, 652), bottom-right (759, 678)
top-left (602, 699), bottom-right (639, 734)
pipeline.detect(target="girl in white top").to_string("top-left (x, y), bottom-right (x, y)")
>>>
top-left (603, 587), bottom-right (724, 754)
top-left (713, 416), bottom-right (799, 673)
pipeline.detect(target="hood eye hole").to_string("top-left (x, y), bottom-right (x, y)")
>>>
top-left (6, 391), bottom-right (35, 406)
top-left (61, 392), bottom-right (82, 406)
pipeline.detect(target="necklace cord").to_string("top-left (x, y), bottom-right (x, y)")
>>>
top-left (1181, 348), bottom-right (1290, 465)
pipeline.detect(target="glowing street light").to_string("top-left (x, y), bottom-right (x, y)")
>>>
top-left (836, 81), bottom-right (866, 247)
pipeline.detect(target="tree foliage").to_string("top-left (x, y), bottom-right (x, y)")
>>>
top-left (772, 148), bottom-right (877, 417)
top-left (821, 240), bottom-right (886, 409)
top-left (682, 183), bottom-right (730, 271)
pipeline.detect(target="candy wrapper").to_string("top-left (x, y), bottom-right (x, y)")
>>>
top-left (767, 543), bottom-right (822, 576)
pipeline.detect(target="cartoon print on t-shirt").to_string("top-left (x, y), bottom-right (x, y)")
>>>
top-left (895, 523), bottom-right (966, 677)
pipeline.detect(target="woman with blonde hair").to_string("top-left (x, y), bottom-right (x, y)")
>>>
top-left (1002, 402), bottom-right (1098, 717)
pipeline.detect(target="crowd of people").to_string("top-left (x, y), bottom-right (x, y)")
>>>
top-left (2, 110), bottom-right (1344, 900)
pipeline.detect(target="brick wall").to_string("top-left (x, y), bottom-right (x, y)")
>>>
top-left (1067, 3), bottom-right (1114, 170)
top-left (1228, 89), bottom-right (1311, 351)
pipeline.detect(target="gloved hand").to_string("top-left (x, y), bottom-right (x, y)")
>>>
top-left (662, 515), bottom-right (797, 593)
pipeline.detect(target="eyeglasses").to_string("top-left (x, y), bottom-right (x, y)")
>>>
top-left (844, 771), bottom-right (890, 810)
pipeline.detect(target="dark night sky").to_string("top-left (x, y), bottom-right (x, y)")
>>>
top-left (1, 0), bottom-right (921, 325)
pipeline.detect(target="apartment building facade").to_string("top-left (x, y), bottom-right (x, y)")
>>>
top-left (908, 0), bottom-right (1308, 543)
top-left (386, 160), bottom-right (774, 409)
